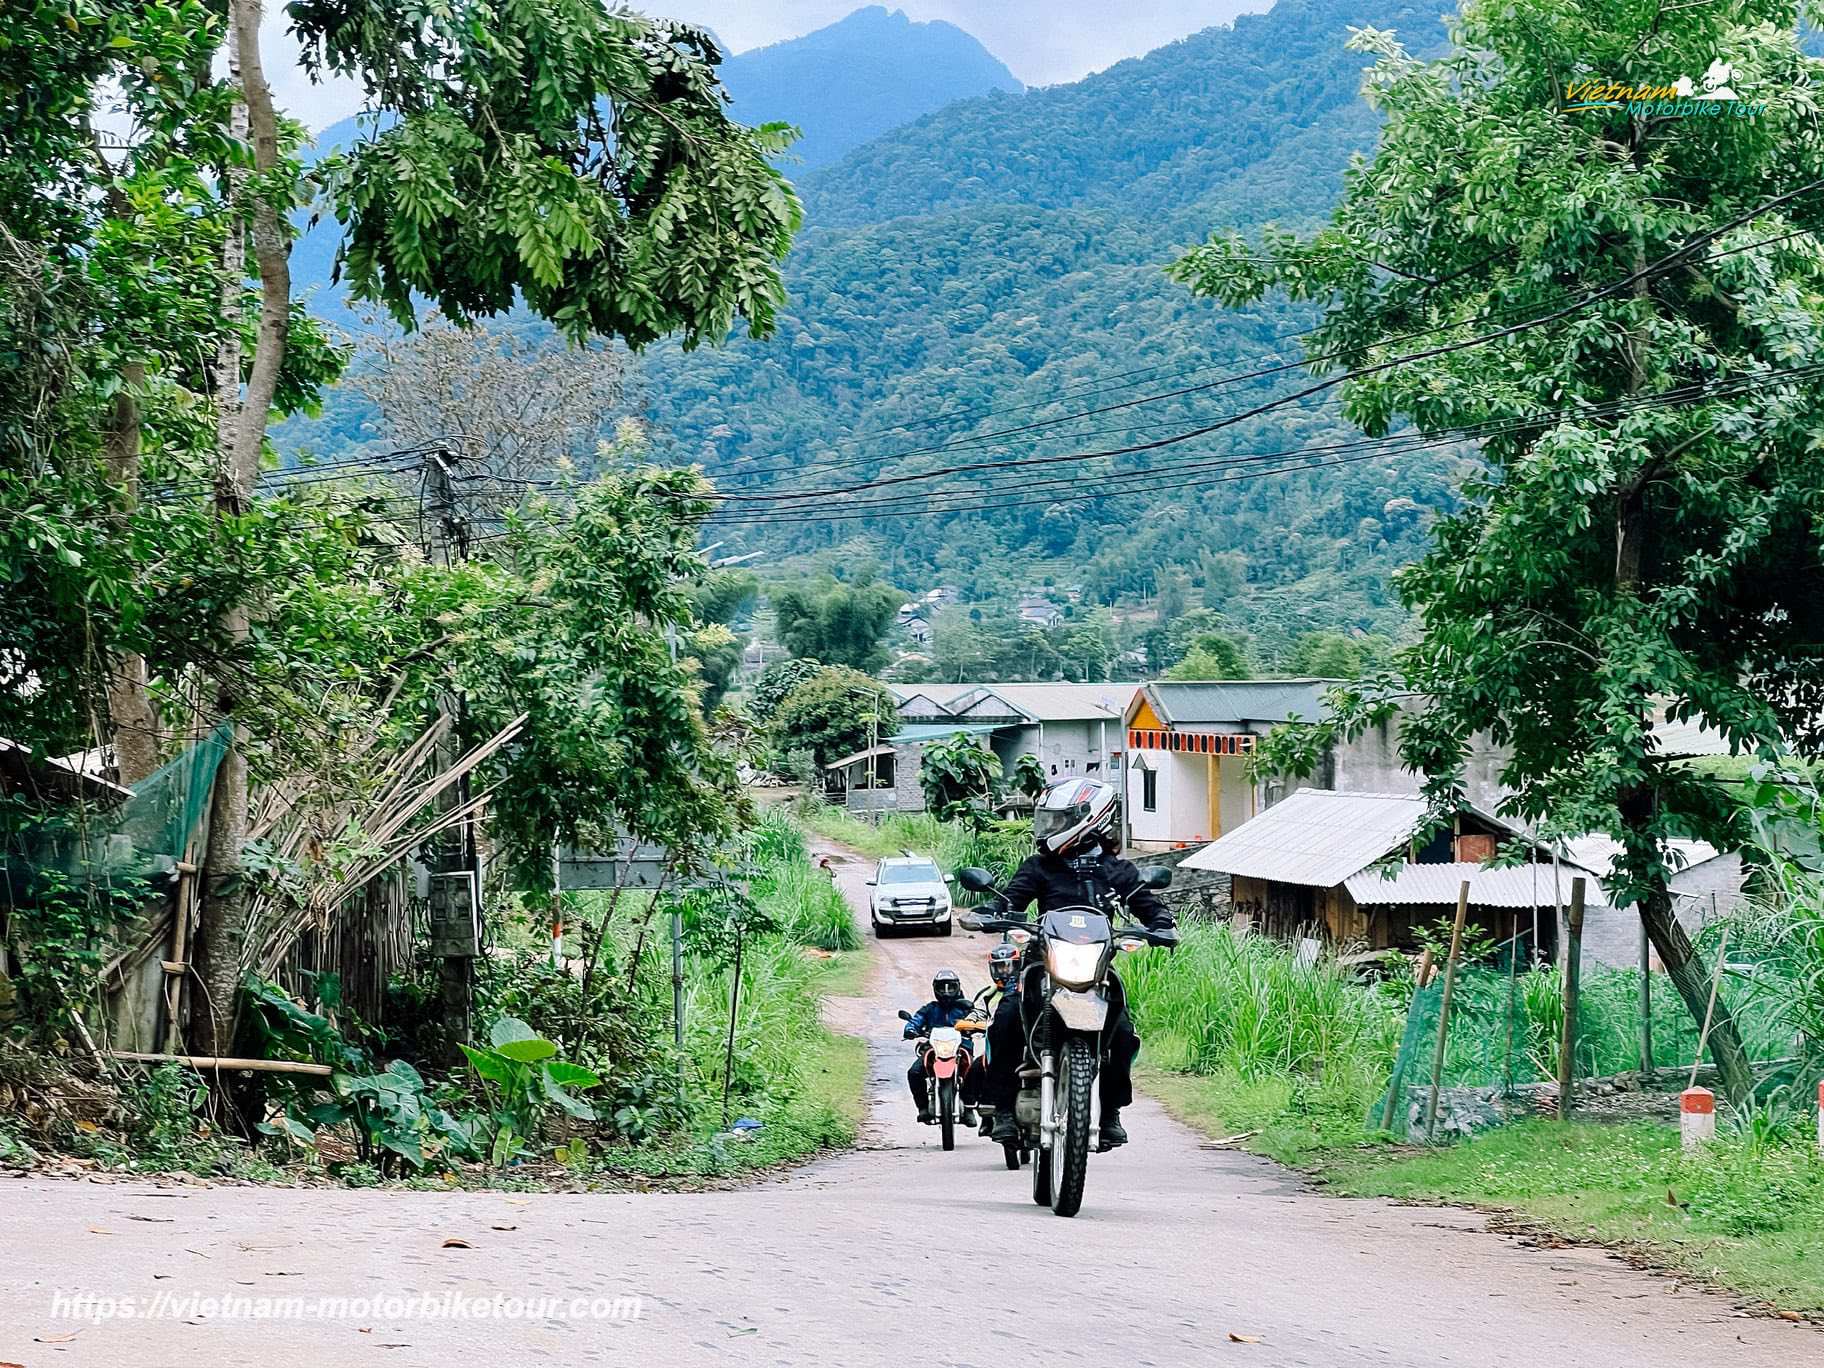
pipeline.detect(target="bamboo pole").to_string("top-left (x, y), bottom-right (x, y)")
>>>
top-left (1557, 878), bottom-right (1586, 1119)
top-left (108, 1050), bottom-right (332, 1077)
top-left (1423, 880), bottom-right (1473, 1142)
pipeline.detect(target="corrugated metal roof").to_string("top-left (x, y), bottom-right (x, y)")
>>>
top-left (824, 743), bottom-right (899, 771)
top-left (1179, 789), bottom-right (1426, 885)
top-left (1143, 680), bottom-right (1337, 727)
top-left (894, 723), bottom-right (1004, 742)
top-left (890, 682), bottom-right (1136, 723)
top-left (1344, 861), bottom-right (1609, 909)
top-left (1559, 835), bottom-right (1723, 886)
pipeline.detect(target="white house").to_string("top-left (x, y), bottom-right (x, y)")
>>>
top-left (891, 682), bottom-right (1137, 781)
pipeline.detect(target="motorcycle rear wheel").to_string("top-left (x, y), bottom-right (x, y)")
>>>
top-left (1003, 1141), bottom-right (1021, 1170)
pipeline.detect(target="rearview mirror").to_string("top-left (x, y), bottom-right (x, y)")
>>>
top-left (897, 1009), bottom-right (912, 1022)
top-left (955, 866), bottom-right (994, 893)
top-left (864, 878), bottom-right (876, 886)
top-left (1141, 866), bottom-right (1172, 890)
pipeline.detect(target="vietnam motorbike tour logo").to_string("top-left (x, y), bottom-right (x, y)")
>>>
top-left (1564, 59), bottom-right (1768, 119)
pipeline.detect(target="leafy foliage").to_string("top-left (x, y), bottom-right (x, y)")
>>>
top-left (295, 0), bottom-right (802, 345)
top-left (918, 732), bottom-right (1003, 829)
top-left (461, 1015), bottom-right (602, 1167)
top-left (769, 665), bottom-right (897, 768)
top-left (771, 575), bottom-right (904, 673)
top-left (1195, 0), bottom-right (1824, 1099)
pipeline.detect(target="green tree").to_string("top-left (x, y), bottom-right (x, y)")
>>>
top-left (770, 667), bottom-right (896, 768)
top-left (1166, 632), bottom-right (1253, 681)
top-left (1287, 631), bottom-right (1362, 678)
top-left (919, 733), bottom-right (1002, 829)
top-left (771, 576), bottom-right (904, 672)
top-left (693, 569), bottom-right (761, 627)
top-left (750, 656), bottom-right (825, 723)
top-left (1177, 5), bottom-right (1824, 1103)
top-left (3, 0), bottom-right (802, 1057)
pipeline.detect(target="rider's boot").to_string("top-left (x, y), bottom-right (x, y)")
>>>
top-left (960, 1106), bottom-right (979, 1128)
top-left (991, 1112), bottom-right (1019, 1144)
top-left (1098, 1108), bottom-right (1129, 1150)
top-left (916, 1105), bottom-right (934, 1124)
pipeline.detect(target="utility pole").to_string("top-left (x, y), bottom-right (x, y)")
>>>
top-left (666, 622), bottom-right (685, 1047)
top-left (423, 449), bottom-right (479, 1056)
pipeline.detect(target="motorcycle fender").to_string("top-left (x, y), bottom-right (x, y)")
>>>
top-left (933, 1057), bottom-right (958, 1079)
top-left (1050, 987), bottom-right (1109, 1032)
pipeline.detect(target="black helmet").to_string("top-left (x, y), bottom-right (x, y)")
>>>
top-left (988, 943), bottom-right (1017, 988)
top-left (932, 969), bottom-right (963, 1002)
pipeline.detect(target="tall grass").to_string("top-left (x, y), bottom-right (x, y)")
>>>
top-left (1124, 924), bottom-right (1403, 1146)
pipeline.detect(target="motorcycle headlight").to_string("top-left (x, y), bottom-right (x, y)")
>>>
top-left (1046, 940), bottom-right (1105, 989)
top-left (930, 1028), bottom-right (962, 1060)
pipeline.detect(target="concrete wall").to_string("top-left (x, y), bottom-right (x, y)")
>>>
top-left (1322, 707), bottom-right (1509, 811)
top-left (842, 742), bottom-right (926, 815)
top-left (1577, 853), bottom-right (1747, 970)
top-left (999, 718), bottom-right (1119, 780)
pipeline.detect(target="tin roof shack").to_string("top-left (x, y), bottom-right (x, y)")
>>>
top-left (1179, 789), bottom-right (1607, 959)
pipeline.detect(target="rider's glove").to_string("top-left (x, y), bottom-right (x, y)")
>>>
top-left (903, 1025), bottom-right (918, 1039)
top-left (1152, 925), bottom-right (1181, 951)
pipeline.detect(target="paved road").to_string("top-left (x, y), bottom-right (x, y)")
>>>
top-left (2, 845), bottom-right (1813, 1366)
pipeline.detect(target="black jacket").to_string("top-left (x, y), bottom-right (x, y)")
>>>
top-left (997, 850), bottom-right (1174, 931)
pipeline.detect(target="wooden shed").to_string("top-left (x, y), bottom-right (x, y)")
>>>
top-left (1181, 789), bottom-right (1603, 960)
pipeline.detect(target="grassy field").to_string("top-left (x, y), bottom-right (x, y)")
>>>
top-left (1128, 917), bottom-right (1824, 1316)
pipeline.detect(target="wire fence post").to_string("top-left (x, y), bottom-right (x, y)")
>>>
top-left (1423, 880), bottom-right (1472, 1142)
top-left (722, 927), bottom-right (744, 1128)
top-left (1558, 877), bottom-right (1586, 1120)
top-left (1637, 919), bottom-right (1653, 1076)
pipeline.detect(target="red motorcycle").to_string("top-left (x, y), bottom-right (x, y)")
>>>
top-left (898, 1010), bottom-right (985, 1150)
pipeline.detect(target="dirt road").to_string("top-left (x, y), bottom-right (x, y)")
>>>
top-left (2, 846), bottom-right (1812, 1366)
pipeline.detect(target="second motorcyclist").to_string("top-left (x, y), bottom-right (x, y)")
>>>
top-left (904, 968), bottom-right (982, 1126)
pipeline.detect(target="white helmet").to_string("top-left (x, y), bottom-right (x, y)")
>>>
top-left (1033, 777), bottom-right (1120, 857)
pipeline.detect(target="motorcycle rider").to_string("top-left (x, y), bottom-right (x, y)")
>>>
top-left (903, 968), bottom-right (981, 1126)
top-left (973, 942), bottom-right (1021, 1136)
top-left (984, 777), bottom-right (1176, 1150)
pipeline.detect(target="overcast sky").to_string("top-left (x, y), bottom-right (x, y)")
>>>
top-left (266, 1), bottom-right (1268, 132)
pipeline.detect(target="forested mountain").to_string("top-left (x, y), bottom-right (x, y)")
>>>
top-left (638, 0), bottom-right (1463, 646)
top-left (280, 0), bottom-right (1461, 651)
top-left (718, 7), bottom-right (1021, 168)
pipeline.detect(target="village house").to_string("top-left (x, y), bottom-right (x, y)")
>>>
top-left (823, 683), bottom-right (1138, 815)
top-left (1179, 788), bottom-right (1609, 960)
top-left (1122, 680), bottom-right (1512, 848)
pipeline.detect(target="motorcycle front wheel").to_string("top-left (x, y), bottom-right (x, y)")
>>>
top-left (1047, 1035), bottom-right (1095, 1217)
top-left (938, 1077), bottom-right (956, 1151)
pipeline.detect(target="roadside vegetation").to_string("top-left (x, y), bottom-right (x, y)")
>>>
top-left (1, 811), bottom-right (865, 1189)
top-left (1126, 908), bottom-right (1824, 1315)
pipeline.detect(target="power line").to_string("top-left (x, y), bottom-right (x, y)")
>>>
top-left (707, 360), bottom-right (1824, 527)
top-left (695, 197), bottom-right (1824, 509)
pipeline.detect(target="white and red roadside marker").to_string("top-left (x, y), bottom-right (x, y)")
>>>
top-left (1680, 1086), bottom-right (1716, 1152)
top-left (1817, 1080), bottom-right (1824, 1158)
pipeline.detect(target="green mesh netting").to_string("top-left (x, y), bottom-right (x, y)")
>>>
top-left (1371, 931), bottom-right (1802, 1141)
top-left (2, 725), bottom-right (230, 895)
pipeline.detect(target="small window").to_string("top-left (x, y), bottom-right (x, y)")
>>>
top-left (1141, 767), bottom-right (1158, 813)
top-left (1065, 758), bottom-right (1075, 771)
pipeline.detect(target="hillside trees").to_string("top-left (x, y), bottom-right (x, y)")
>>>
top-left (1182, 2), bottom-right (1824, 1102)
top-left (771, 575), bottom-right (903, 672)
top-left (3, 0), bottom-right (801, 1057)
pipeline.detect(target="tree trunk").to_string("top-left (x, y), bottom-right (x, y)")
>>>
top-left (103, 360), bottom-right (160, 786)
top-left (1637, 885), bottom-right (1754, 1103)
top-left (190, 2), bottom-right (290, 1058)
